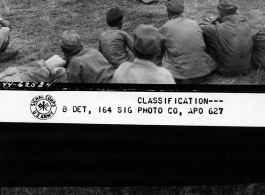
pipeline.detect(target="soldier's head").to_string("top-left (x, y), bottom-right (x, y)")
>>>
top-left (133, 24), bottom-right (161, 62)
top-left (217, 0), bottom-right (238, 19)
top-left (106, 7), bottom-right (124, 29)
top-left (60, 30), bottom-right (83, 61)
top-left (165, 0), bottom-right (184, 19)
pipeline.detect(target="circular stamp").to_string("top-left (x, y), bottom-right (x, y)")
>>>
top-left (30, 95), bottom-right (57, 120)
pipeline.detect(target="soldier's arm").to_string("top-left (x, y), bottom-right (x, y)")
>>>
top-left (200, 16), bottom-right (221, 27)
top-left (200, 22), bottom-right (218, 38)
top-left (66, 61), bottom-right (82, 83)
top-left (155, 27), bottom-right (166, 66)
top-left (210, 16), bottom-right (221, 24)
top-left (200, 23), bottom-right (222, 53)
top-left (124, 32), bottom-right (134, 53)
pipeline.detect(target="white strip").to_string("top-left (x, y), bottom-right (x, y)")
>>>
top-left (0, 91), bottom-right (263, 127)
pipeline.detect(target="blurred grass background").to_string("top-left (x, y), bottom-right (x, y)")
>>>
top-left (0, 0), bottom-right (265, 84)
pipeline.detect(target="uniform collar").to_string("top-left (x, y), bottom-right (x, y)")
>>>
top-left (134, 58), bottom-right (157, 67)
top-left (171, 14), bottom-right (183, 20)
top-left (221, 14), bottom-right (237, 22)
top-left (109, 27), bottom-right (120, 30)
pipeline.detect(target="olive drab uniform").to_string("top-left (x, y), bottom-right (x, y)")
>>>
top-left (66, 48), bottom-right (115, 83)
top-left (112, 24), bottom-right (175, 84)
top-left (159, 17), bottom-right (217, 80)
top-left (201, 15), bottom-right (253, 76)
top-left (112, 58), bottom-right (175, 84)
top-left (99, 27), bottom-right (134, 69)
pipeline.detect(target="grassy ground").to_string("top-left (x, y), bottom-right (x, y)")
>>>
top-left (0, 0), bottom-right (265, 84)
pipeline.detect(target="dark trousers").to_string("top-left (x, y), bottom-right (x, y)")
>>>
top-left (174, 75), bottom-right (208, 84)
top-left (0, 40), bottom-right (9, 53)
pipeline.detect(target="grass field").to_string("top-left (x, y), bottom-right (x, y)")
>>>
top-left (0, 0), bottom-right (265, 84)
top-left (1, 0), bottom-right (265, 194)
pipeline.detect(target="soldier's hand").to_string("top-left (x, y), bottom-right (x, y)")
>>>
top-left (202, 16), bottom-right (219, 24)
top-left (209, 16), bottom-right (220, 24)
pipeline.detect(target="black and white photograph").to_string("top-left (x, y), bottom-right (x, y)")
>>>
top-left (1, 0), bottom-right (265, 194)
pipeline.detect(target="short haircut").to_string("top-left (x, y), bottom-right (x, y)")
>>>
top-left (167, 8), bottom-right (183, 16)
top-left (217, 6), bottom-right (236, 15)
top-left (107, 15), bottom-right (123, 27)
top-left (61, 46), bottom-right (82, 56)
top-left (134, 46), bottom-right (157, 61)
top-left (61, 46), bottom-right (74, 55)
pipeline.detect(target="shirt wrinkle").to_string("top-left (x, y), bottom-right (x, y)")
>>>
top-left (221, 14), bottom-right (237, 23)
top-left (112, 58), bottom-right (175, 84)
top-left (160, 17), bottom-right (217, 79)
top-left (66, 48), bottom-right (114, 83)
top-left (202, 14), bottom-right (253, 75)
top-left (99, 28), bottom-right (134, 68)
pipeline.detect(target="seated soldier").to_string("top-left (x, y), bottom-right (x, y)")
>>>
top-left (0, 17), bottom-right (19, 62)
top-left (112, 24), bottom-right (175, 84)
top-left (158, 0), bottom-right (216, 84)
top-left (0, 55), bottom-right (67, 83)
top-left (200, 0), bottom-right (253, 76)
top-left (98, 7), bottom-right (134, 69)
top-left (61, 30), bottom-right (115, 83)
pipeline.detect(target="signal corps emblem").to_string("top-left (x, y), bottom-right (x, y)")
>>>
top-left (30, 95), bottom-right (57, 120)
